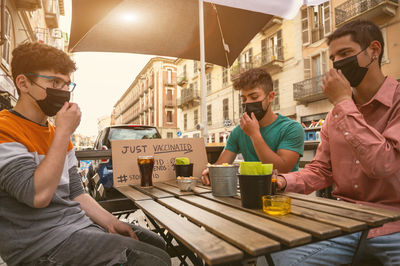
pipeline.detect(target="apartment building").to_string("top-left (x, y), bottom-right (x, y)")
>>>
top-left (176, 58), bottom-right (237, 143)
top-left (0, 0), bottom-right (66, 111)
top-left (113, 57), bottom-right (179, 139)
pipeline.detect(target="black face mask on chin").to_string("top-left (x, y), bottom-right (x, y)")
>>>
top-left (242, 97), bottom-right (269, 121)
top-left (333, 48), bottom-right (374, 87)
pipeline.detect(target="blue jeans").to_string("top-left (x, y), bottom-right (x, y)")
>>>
top-left (271, 232), bottom-right (400, 266)
top-left (22, 224), bottom-right (171, 266)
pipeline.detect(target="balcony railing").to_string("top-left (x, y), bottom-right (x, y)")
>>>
top-left (165, 99), bottom-right (175, 107)
top-left (335, 0), bottom-right (398, 26)
top-left (311, 27), bottom-right (324, 43)
top-left (293, 74), bottom-right (326, 104)
top-left (15, 0), bottom-right (42, 10)
top-left (43, 0), bottom-right (59, 28)
top-left (230, 62), bottom-right (253, 80)
top-left (177, 89), bottom-right (200, 107)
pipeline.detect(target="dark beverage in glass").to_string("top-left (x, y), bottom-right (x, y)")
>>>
top-left (137, 155), bottom-right (154, 187)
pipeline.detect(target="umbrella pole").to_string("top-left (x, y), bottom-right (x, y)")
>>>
top-left (199, 0), bottom-right (208, 144)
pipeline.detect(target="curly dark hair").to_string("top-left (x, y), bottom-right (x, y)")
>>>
top-left (233, 67), bottom-right (273, 94)
top-left (327, 20), bottom-right (384, 67)
top-left (11, 42), bottom-right (77, 95)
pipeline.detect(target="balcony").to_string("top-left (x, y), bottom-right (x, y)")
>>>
top-left (15, 0), bottom-right (41, 10)
top-left (165, 99), bottom-right (175, 107)
top-left (177, 75), bottom-right (188, 86)
top-left (335, 0), bottom-right (398, 26)
top-left (43, 0), bottom-right (60, 28)
top-left (293, 75), bottom-right (326, 104)
top-left (259, 48), bottom-right (284, 73)
top-left (230, 62), bottom-right (253, 81)
top-left (177, 89), bottom-right (200, 107)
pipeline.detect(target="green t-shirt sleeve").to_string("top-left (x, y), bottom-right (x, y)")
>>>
top-left (225, 126), bottom-right (240, 154)
top-left (277, 122), bottom-right (305, 156)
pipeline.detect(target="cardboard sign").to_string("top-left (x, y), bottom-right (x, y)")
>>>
top-left (111, 138), bottom-right (208, 187)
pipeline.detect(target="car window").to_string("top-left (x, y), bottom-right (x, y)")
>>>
top-left (109, 127), bottom-right (161, 141)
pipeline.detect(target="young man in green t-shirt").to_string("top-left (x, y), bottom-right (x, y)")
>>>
top-left (201, 68), bottom-right (304, 185)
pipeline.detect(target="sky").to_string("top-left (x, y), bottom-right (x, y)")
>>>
top-left (61, 1), bottom-right (153, 137)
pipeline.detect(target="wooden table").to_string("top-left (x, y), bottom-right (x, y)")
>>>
top-left (117, 181), bottom-right (400, 266)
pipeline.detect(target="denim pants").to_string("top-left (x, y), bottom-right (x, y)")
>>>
top-left (271, 232), bottom-right (400, 266)
top-left (22, 224), bottom-right (171, 266)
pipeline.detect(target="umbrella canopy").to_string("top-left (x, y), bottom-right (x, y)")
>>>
top-left (69, 0), bottom-right (273, 67)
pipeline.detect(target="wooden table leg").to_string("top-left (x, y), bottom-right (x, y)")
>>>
top-left (351, 229), bottom-right (369, 266)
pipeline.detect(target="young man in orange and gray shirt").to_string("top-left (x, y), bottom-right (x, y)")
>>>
top-left (273, 20), bottom-right (400, 265)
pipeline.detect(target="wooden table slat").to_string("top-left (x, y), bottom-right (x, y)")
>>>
top-left (181, 195), bottom-right (311, 247)
top-left (136, 200), bottom-right (243, 265)
top-left (285, 192), bottom-right (400, 220)
top-left (116, 186), bottom-right (152, 201)
top-left (290, 205), bottom-right (367, 232)
top-left (291, 198), bottom-right (390, 226)
top-left (158, 197), bottom-right (281, 256)
top-left (132, 185), bottom-right (174, 199)
top-left (200, 193), bottom-right (343, 239)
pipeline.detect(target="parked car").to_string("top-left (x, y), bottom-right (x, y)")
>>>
top-left (87, 124), bottom-right (161, 200)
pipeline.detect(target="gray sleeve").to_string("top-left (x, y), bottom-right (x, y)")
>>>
top-left (0, 142), bottom-right (36, 207)
top-left (69, 165), bottom-right (86, 200)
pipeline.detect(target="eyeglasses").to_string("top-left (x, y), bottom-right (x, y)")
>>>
top-left (25, 73), bottom-right (76, 92)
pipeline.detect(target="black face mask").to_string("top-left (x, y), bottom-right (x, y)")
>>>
top-left (35, 87), bottom-right (70, 117)
top-left (28, 85), bottom-right (70, 117)
top-left (242, 98), bottom-right (269, 121)
top-left (333, 48), bottom-right (374, 87)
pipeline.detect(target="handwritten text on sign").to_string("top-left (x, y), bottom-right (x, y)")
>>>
top-left (111, 138), bottom-right (208, 187)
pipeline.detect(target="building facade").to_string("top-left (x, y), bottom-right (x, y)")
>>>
top-left (113, 57), bottom-right (179, 139)
top-left (0, 0), bottom-right (66, 112)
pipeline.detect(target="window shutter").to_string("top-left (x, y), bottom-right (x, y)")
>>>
top-left (273, 80), bottom-right (280, 110)
top-left (323, 2), bottom-right (331, 36)
top-left (321, 50), bottom-right (329, 74)
top-left (304, 57), bottom-right (311, 79)
top-left (261, 38), bottom-right (267, 64)
top-left (301, 8), bottom-right (310, 45)
top-left (277, 30), bottom-right (283, 60)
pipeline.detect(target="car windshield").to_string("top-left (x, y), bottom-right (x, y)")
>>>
top-left (109, 127), bottom-right (161, 140)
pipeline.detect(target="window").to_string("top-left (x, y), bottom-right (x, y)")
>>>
top-left (302, 2), bottom-right (331, 45)
top-left (194, 109), bottom-right (198, 127)
top-left (184, 114), bottom-right (187, 130)
top-left (206, 73), bottom-right (212, 92)
top-left (222, 68), bottom-right (228, 84)
top-left (166, 111), bottom-right (173, 123)
top-left (166, 89), bottom-right (173, 105)
top-left (240, 48), bottom-right (253, 70)
top-left (223, 98), bottom-right (229, 120)
top-left (207, 104), bottom-right (212, 125)
top-left (167, 132), bottom-right (173, 138)
top-left (182, 65), bottom-right (187, 78)
top-left (262, 30), bottom-right (283, 64)
top-left (193, 61), bottom-right (198, 74)
top-left (167, 69), bottom-right (172, 84)
top-left (1, 10), bottom-right (12, 68)
top-left (272, 80), bottom-right (280, 111)
top-left (304, 50), bottom-right (329, 79)
top-left (312, 54), bottom-right (321, 77)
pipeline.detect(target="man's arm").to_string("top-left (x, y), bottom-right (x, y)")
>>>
top-left (201, 149), bottom-right (236, 185)
top-left (33, 103), bottom-right (81, 208)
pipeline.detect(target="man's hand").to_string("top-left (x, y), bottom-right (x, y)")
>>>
top-left (322, 69), bottom-right (352, 106)
top-left (201, 168), bottom-right (210, 185)
top-left (240, 112), bottom-right (260, 138)
top-left (107, 219), bottom-right (138, 240)
top-left (272, 171), bottom-right (287, 191)
top-left (55, 102), bottom-right (81, 136)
